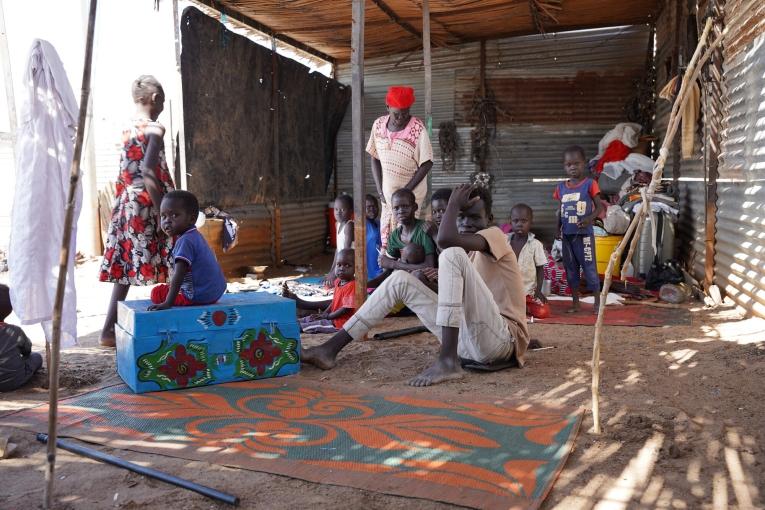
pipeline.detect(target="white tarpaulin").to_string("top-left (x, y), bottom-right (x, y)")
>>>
top-left (9, 39), bottom-right (81, 347)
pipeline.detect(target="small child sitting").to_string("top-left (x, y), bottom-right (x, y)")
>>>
top-left (283, 249), bottom-right (356, 334)
top-left (381, 188), bottom-right (436, 271)
top-left (148, 190), bottom-right (226, 310)
top-left (0, 284), bottom-right (43, 392)
top-left (508, 204), bottom-right (550, 319)
top-left (400, 242), bottom-right (426, 266)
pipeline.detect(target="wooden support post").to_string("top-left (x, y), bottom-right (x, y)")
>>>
top-left (590, 18), bottom-right (720, 434)
top-left (423, 0), bottom-right (432, 135)
top-left (271, 37), bottom-right (282, 265)
top-left (172, 0), bottom-right (188, 190)
top-left (351, 0), bottom-right (367, 310)
top-left (274, 205), bottom-right (282, 266)
top-left (422, 0), bottom-right (432, 208)
top-left (0, 0), bottom-right (17, 139)
top-left (45, 1), bottom-right (98, 506)
top-left (703, 5), bottom-right (724, 290)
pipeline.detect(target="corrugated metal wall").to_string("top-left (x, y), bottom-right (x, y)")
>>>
top-left (654, 0), bottom-right (707, 279)
top-left (335, 25), bottom-right (651, 243)
top-left (671, 0), bottom-right (765, 317)
top-left (714, 2), bottom-right (765, 317)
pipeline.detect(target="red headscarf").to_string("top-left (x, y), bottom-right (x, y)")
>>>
top-left (386, 86), bottom-right (415, 109)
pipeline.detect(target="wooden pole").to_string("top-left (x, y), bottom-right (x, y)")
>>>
top-left (590, 18), bottom-right (720, 434)
top-left (621, 191), bottom-right (648, 280)
top-left (0, 0), bottom-right (17, 139)
top-left (422, 0), bottom-right (433, 210)
top-left (44, 0), bottom-right (98, 507)
top-left (172, 0), bottom-right (188, 190)
top-left (271, 37), bottom-right (282, 265)
top-left (351, 0), bottom-right (367, 311)
top-left (423, 0), bottom-right (432, 135)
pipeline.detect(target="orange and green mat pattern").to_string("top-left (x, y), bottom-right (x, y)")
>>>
top-left (3, 380), bottom-right (582, 509)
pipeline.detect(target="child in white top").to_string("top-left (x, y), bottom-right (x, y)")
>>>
top-left (508, 204), bottom-right (550, 318)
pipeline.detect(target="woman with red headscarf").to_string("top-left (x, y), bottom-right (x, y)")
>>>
top-left (366, 86), bottom-right (433, 249)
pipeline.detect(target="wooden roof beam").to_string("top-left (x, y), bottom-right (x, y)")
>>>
top-left (371, 0), bottom-right (423, 40)
top-left (194, 0), bottom-right (336, 65)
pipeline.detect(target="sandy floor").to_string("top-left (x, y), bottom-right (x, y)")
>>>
top-left (0, 260), bottom-right (763, 509)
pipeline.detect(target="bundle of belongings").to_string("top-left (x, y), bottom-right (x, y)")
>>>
top-left (203, 206), bottom-right (239, 253)
top-left (588, 123), bottom-right (661, 195)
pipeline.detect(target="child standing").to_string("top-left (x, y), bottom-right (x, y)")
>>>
top-left (554, 145), bottom-right (604, 313)
top-left (98, 76), bottom-right (175, 346)
top-left (326, 194), bottom-right (354, 285)
top-left (284, 249), bottom-right (356, 334)
top-left (508, 204), bottom-right (550, 319)
top-left (364, 194), bottom-right (384, 280)
top-left (148, 191), bottom-right (227, 310)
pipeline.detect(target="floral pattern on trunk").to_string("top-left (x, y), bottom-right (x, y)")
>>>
top-left (235, 327), bottom-right (299, 379)
top-left (137, 339), bottom-right (213, 389)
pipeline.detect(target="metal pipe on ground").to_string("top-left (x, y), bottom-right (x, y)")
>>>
top-left (36, 434), bottom-right (239, 506)
top-left (372, 325), bottom-right (429, 340)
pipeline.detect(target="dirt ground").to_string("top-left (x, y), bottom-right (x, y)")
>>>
top-left (0, 259), bottom-right (763, 509)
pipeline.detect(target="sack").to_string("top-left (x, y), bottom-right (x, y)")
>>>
top-left (604, 205), bottom-right (630, 234)
top-left (551, 239), bottom-right (563, 261)
top-left (645, 259), bottom-right (684, 290)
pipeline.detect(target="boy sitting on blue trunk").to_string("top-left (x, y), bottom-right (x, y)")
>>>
top-left (148, 190), bottom-right (226, 311)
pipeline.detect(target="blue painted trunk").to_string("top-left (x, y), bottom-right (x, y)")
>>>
top-left (116, 293), bottom-right (301, 393)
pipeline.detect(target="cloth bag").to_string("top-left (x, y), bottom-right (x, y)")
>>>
top-left (604, 205), bottom-right (630, 235)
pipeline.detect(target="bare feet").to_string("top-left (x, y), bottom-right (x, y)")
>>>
top-left (301, 346), bottom-right (337, 370)
top-left (592, 297), bottom-right (601, 315)
top-left (408, 358), bottom-right (464, 387)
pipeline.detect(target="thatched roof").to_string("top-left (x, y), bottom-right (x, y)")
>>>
top-left (208, 0), bottom-right (659, 62)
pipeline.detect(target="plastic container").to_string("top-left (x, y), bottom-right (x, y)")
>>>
top-left (595, 235), bottom-right (623, 278)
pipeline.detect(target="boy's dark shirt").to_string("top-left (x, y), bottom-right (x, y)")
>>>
top-left (0, 323), bottom-right (33, 388)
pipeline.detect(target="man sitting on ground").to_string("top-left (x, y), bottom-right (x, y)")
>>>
top-left (302, 184), bottom-right (529, 387)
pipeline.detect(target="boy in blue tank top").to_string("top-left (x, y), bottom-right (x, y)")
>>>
top-left (553, 146), bottom-right (604, 314)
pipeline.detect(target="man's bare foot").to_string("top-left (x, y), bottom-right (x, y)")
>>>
top-left (592, 298), bottom-right (601, 315)
top-left (566, 303), bottom-right (580, 314)
top-left (301, 346), bottom-right (337, 370)
top-left (408, 358), bottom-right (464, 387)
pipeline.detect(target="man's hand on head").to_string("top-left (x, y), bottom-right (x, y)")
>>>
top-left (449, 183), bottom-right (480, 210)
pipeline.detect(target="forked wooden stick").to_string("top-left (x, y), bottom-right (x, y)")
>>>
top-left (590, 18), bottom-right (722, 434)
top-left (621, 188), bottom-right (649, 280)
top-left (44, 0), bottom-right (98, 507)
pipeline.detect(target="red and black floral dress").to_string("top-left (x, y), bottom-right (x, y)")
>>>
top-left (98, 120), bottom-right (175, 285)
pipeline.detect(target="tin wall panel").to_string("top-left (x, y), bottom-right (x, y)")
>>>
top-left (654, 0), bottom-right (708, 283)
top-left (335, 25), bottom-right (650, 244)
top-left (279, 199), bottom-right (329, 263)
top-left (714, 22), bottom-right (765, 317)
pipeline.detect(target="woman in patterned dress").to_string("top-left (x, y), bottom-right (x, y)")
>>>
top-left (367, 86), bottom-right (434, 249)
top-left (98, 76), bottom-right (174, 347)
